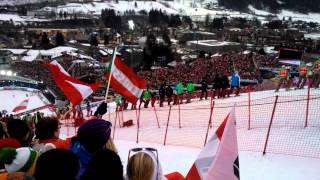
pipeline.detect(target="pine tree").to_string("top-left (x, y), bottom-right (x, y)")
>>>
top-left (41, 33), bottom-right (50, 46)
top-left (90, 34), bottom-right (98, 47)
top-left (205, 14), bottom-right (210, 28)
top-left (55, 32), bottom-right (65, 46)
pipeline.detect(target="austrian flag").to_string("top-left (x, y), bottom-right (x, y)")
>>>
top-left (186, 107), bottom-right (240, 180)
top-left (12, 99), bottom-right (29, 112)
top-left (106, 56), bottom-right (147, 103)
top-left (46, 62), bottom-right (101, 106)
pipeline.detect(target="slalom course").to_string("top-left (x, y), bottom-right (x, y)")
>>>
top-left (0, 88), bottom-right (54, 116)
top-left (103, 87), bottom-right (320, 159)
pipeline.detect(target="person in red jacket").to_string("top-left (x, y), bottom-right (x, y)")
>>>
top-left (33, 117), bottom-right (71, 150)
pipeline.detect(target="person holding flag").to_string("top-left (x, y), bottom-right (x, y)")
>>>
top-left (296, 61), bottom-right (308, 89)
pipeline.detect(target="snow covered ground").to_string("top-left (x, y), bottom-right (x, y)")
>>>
top-left (107, 88), bottom-right (320, 179)
top-left (1, 87), bottom-right (320, 179)
top-left (248, 5), bottom-right (320, 23)
top-left (0, 13), bottom-right (49, 25)
top-left (0, 0), bottom-right (319, 24)
top-left (115, 140), bottom-right (320, 180)
top-left (0, 88), bottom-right (54, 115)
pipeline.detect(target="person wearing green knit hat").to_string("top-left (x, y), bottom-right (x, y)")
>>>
top-left (0, 147), bottom-right (39, 176)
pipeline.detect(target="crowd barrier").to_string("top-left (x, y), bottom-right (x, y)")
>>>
top-left (104, 85), bottom-right (320, 159)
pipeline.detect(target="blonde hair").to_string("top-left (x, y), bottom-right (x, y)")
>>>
top-left (127, 152), bottom-right (154, 180)
top-left (105, 138), bottom-right (118, 153)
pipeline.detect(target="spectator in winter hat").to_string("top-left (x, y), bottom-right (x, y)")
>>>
top-left (0, 147), bottom-right (39, 176)
top-left (0, 138), bottom-right (21, 149)
top-left (80, 149), bottom-right (123, 180)
top-left (6, 119), bottom-right (34, 147)
top-left (127, 150), bottom-right (165, 180)
top-left (70, 119), bottom-right (115, 179)
top-left (33, 117), bottom-right (71, 150)
top-left (75, 119), bottom-right (112, 153)
top-left (33, 149), bottom-right (80, 180)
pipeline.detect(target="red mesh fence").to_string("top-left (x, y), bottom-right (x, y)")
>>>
top-left (62, 87), bottom-right (320, 159)
top-left (106, 87), bottom-right (320, 159)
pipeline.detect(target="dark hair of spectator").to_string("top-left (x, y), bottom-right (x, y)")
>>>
top-left (35, 117), bottom-right (59, 140)
top-left (80, 149), bottom-right (124, 180)
top-left (34, 149), bottom-right (80, 180)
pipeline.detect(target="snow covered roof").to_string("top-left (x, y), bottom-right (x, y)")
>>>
top-left (6, 46), bottom-right (81, 62)
top-left (304, 33), bottom-right (320, 40)
top-left (72, 60), bottom-right (85, 63)
top-left (67, 52), bottom-right (94, 60)
top-left (188, 40), bottom-right (240, 47)
top-left (0, 13), bottom-right (49, 25)
top-left (264, 47), bottom-right (278, 54)
top-left (211, 53), bottom-right (222, 57)
top-left (43, 46), bottom-right (78, 58)
top-left (55, 1), bottom-right (178, 15)
top-left (243, 50), bottom-right (251, 54)
top-left (20, 50), bottom-right (41, 62)
top-left (99, 49), bottom-right (109, 56)
top-left (4, 49), bottom-right (27, 55)
top-left (279, 60), bottom-right (301, 66)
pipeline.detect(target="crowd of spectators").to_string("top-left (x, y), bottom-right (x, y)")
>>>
top-left (138, 52), bottom-right (274, 89)
top-left (0, 116), bottom-right (185, 180)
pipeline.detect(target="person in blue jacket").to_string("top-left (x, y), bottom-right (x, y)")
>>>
top-left (230, 71), bottom-right (241, 96)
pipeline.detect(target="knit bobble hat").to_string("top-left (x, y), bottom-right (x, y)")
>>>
top-left (77, 119), bottom-right (112, 153)
top-left (0, 147), bottom-right (38, 175)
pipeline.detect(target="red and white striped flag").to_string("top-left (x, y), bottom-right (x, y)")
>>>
top-left (12, 99), bottom-right (29, 112)
top-left (186, 107), bottom-right (240, 180)
top-left (50, 60), bottom-right (70, 76)
top-left (105, 56), bottom-right (147, 103)
top-left (46, 62), bottom-right (101, 106)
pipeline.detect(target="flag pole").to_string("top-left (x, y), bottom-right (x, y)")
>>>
top-left (105, 46), bottom-right (117, 102)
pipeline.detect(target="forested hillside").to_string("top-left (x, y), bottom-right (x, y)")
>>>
top-left (217, 0), bottom-right (320, 13)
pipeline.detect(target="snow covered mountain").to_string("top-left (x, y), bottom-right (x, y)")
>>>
top-left (0, 0), bottom-right (319, 23)
top-left (0, 0), bottom-right (55, 6)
